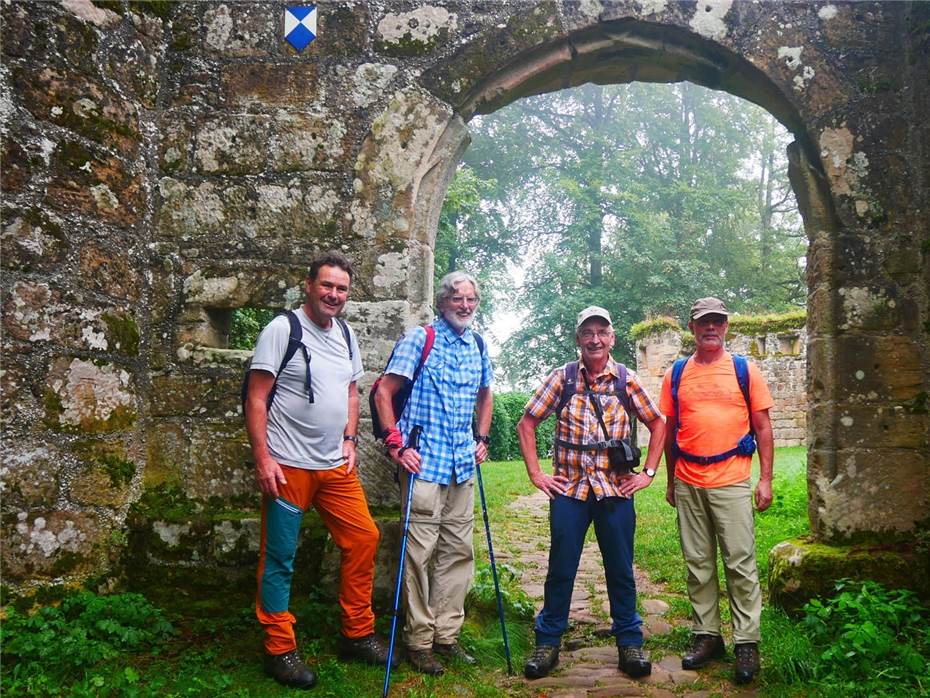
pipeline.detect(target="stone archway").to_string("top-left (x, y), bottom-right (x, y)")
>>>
top-left (351, 6), bottom-right (928, 603)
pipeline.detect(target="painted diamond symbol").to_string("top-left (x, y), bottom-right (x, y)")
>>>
top-left (284, 5), bottom-right (317, 52)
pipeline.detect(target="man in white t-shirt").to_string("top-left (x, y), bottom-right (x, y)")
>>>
top-left (245, 251), bottom-right (395, 690)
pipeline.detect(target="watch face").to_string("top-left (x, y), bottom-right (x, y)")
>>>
top-left (645, 468), bottom-right (656, 477)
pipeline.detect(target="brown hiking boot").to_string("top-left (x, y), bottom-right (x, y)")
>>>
top-left (408, 648), bottom-right (444, 676)
top-left (681, 633), bottom-right (725, 670)
top-left (524, 644), bottom-right (559, 679)
top-left (264, 650), bottom-right (317, 689)
top-left (339, 633), bottom-right (400, 668)
top-left (734, 642), bottom-right (760, 684)
top-left (433, 641), bottom-right (477, 665)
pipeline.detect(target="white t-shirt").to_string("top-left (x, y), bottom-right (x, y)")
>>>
top-left (249, 307), bottom-right (363, 470)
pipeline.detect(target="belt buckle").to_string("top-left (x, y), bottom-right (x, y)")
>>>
top-left (596, 440), bottom-right (609, 450)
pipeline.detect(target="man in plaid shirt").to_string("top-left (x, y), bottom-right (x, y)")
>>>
top-left (374, 271), bottom-right (494, 676)
top-left (517, 306), bottom-right (666, 680)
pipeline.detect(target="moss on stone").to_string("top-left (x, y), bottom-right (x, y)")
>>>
top-left (129, 0), bottom-right (173, 20)
top-left (91, 1), bottom-right (125, 15)
top-left (629, 316), bottom-right (681, 341)
top-left (900, 391), bottom-right (928, 415)
top-left (101, 312), bottom-right (140, 356)
top-left (728, 309), bottom-right (806, 336)
top-left (73, 440), bottom-right (136, 487)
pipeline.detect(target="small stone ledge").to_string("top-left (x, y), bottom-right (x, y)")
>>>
top-left (176, 343), bottom-right (252, 368)
top-left (768, 537), bottom-right (930, 613)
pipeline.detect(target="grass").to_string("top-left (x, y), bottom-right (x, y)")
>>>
top-left (6, 447), bottom-right (926, 696)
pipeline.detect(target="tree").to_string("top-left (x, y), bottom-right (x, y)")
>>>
top-left (439, 82), bottom-right (806, 386)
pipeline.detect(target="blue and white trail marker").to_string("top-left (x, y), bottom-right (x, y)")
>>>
top-left (284, 5), bottom-right (317, 52)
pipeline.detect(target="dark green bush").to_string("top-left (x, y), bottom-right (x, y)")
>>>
top-left (800, 580), bottom-right (930, 696)
top-left (488, 391), bottom-right (556, 461)
top-left (229, 308), bottom-right (275, 350)
top-left (1, 591), bottom-right (174, 694)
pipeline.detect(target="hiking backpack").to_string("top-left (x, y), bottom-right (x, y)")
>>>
top-left (369, 325), bottom-right (485, 440)
top-left (669, 354), bottom-right (756, 465)
top-left (240, 310), bottom-right (352, 412)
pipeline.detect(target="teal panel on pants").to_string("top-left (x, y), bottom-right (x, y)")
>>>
top-left (261, 497), bottom-right (304, 614)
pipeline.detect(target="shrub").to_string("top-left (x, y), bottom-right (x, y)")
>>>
top-left (489, 391), bottom-right (556, 461)
top-left (801, 580), bottom-right (930, 696)
top-left (1, 591), bottom-right (174, 693)
top-left (465, 563), bottom-right (536, 620)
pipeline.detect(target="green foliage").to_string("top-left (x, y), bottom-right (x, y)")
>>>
top-left (800, 580), bottom-right (930, 696)
top-left (488, 391), bottom-right (555, 461)
top-left (466, 563), bottom-right (536, 620)
top-left (728, 309), bottom-right (807, 336)
top-left (449, 82), bottom-right (806, 386)
top-left (629, 315), bottom-right (681, 340)
top-left (229, 308), bottom-right (275, 350)
top-left (1, 591), bottom-right (174, 695)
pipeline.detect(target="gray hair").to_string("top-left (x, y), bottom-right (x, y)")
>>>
top-left (435, 271), bottom-right (480, 308)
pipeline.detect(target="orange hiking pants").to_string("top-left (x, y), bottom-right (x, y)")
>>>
top-left (256, 464), bottom-right (380, 655)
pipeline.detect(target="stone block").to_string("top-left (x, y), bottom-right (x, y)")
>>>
top-left (0, 354), bottom-right (43, 430)
top-left (144, 421), bottom-right (189, 487)
top-left (835, 405), bottom-right (927, 450)
top-left (44, 356), bottom-right (137, 433)
top-left (420, 2), bottom-right (564, 107)
top-left (148, 372), bottom-right (240, 418)
top-left (0, 443), bottom-right (64, 511)
top-left (269, 111), bottom-right (355, 173)
top-left (203, 2), bottom-right (276, 57)
top-left (769, 538), bottom-right (930, 613)
top-left (46, 139), bottom-right (144, 227)
top-left (297, 2), bottom-right (370, 57)
top-left (1, 206), bottom-right (68, 274)
top-left (13, 65), bottom-right (141, 156)
top-left (222, 62), bottom-right (322, 108)
top-left (3, 510), bottom-right (108, 583)
top-left (78, 242), bottom-right (142, 302)
top-left (375, 5), bottom-right (460, 56)
top-left (69, 440), bottom-right (136, 508)
top-left (193, 114), bottom-right (271, 175)
top-left (107, 18), bottom-right (164, 108)
top-left (186, 423), bottom-right (253, 500)
top-left (157, 111), bottom-right (192, 173)
top-left (0, 133), bottom-right (35, 194)
top-left (834, 335), bottom-right (924, 402)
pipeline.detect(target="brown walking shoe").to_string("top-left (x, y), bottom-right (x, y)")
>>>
top-left (734, 642), bottom-right (760, 684)
top-left (339, 633), bottom-right (400, 667)
top-left (433, 641), bottom-right (477, 665)
top-left (264, 649), bottom-right (317, 689)
top-left (524, 644), bottom-right (559, 679)
top-left (681, 633), bottom-right (725, 670)
top-left (408, 647), bottom-right (445, 676)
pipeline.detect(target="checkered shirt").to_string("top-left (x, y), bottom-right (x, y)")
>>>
top-left (385, 318), bottom-right (494, 485)
top-left (524, 359), bottom-right (661, 501)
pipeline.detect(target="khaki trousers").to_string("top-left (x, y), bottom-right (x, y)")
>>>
top-left (674, 479), bottom-right (761, 643)
top-left (400, 473), bottom-right (475, 650)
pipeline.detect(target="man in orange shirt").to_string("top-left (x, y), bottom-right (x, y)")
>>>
top-left (659, 297), bottom-right (774, 685)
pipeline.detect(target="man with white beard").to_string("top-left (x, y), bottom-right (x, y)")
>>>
top-left (374, 271), bottom-right (494, 676)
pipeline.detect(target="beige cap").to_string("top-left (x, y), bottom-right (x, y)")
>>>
top-left (576, 306), bottom-right (612, 330)
top-left (690, 297), bottom-right (730, 320)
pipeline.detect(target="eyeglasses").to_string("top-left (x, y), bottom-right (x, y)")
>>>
top-left (450, 295), bottom-right (479, 306)
top-left (579, 329), bottom-right (613, 340)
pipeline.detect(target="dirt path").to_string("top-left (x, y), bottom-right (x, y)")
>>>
top-left (489, 490), bottom-right (758, 698)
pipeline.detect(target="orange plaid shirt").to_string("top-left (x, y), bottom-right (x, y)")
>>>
top-left (525, 359), bottom-right (661, 501)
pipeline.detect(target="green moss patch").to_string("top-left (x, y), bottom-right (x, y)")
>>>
top-left (629, 316), bottom-right (681, 341)
top-left (728, 309), bottom-right (807, 336)
top-left (101, 312), bottom-right (140, 356)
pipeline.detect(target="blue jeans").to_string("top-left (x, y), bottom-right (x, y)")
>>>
top-left (534, 492), bottom-right (643, 647)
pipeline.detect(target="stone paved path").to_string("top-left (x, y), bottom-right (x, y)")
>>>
top-left (487, 490), bottom-right (758, 698)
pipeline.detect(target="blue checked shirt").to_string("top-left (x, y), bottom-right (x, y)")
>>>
top-left (385, 317), bottom-right (494, 485)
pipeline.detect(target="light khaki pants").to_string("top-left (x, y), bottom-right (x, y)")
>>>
top-left (401, 473), bottom-right (475, 650)
top-left (674, 479), bottom-right (762, 643)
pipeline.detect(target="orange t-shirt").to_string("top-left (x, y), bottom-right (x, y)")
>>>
top-left (659, 352), bottom-right (774, 489)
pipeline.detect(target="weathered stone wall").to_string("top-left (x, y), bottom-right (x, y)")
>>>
top-left (635, 320), bottom-right (808, 447)
top-left (2, 1), bottom-right (928, 597)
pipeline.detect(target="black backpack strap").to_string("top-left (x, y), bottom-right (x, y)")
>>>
top-left (265, 310), bottom-right (311, 408)
top-left (335, 317), bottom-right (353, 361)
top-left (555, 361), bottom-right (579, 417)
top-left (473, 331), bottom-right (485, 356)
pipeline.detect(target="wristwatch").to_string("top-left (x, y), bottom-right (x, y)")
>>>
top-left (644, 467), bottom-right (657, 478)
top-left (343, 434), bottom-right (358, 444)
top-left (474, 434), bottom-right (490, 444)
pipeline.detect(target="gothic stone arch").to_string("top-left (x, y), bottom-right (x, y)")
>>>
top-left (2, 1), bottom-right (927, 605)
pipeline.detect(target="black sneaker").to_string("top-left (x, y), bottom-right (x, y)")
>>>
top-left (339, 634), bottom-right (400, 668)
top-left (618, 645), bottom-right (652, 678)
top-left (433, 641), bottom-right (477, 665)
top-left (264, 650), bottom-right (317, 689)
top-left (734, 642), bottom-right (760, 684)
top-left (524, 644), bottom-right (559, 679)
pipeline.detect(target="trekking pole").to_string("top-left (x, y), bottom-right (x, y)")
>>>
top-left (383, 426), bottom-right (422, 698)
top-left (475, 461), bottom-right (514, 675)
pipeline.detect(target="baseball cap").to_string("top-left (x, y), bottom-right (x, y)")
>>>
top-left (576, 306), bottom-right (612, 330)
top-left (690, 297), bottom-right (730, 320)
